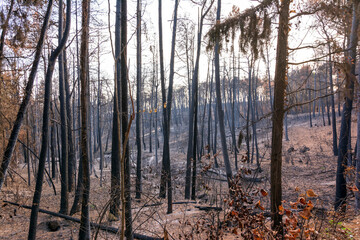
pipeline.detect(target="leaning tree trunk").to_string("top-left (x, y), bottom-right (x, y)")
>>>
top-left (28, 1), bottom-right (71, 239)
top-left (335, 0), bottom-right (359, 211)
top-left (270, 0), bottom-right (290, 231)
top-left (0, 0), bottom-right (52, 191)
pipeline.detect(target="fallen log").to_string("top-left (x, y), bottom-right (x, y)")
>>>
top-left (3, 200), bottom-right (163, 240)
top-left (195, 206), bottom-right (222, 211)
top-left (130, 200), bottom-right (197, 209)
top-left (173, 201), bottom-right (196, 205)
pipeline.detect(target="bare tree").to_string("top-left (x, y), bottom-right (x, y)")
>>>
top-left (135, 0), bottom-right (143, 200)
top-left (158, 0), bottom-right (180, 214)
top-left (335, 0), bottom-right (359, 211)
top-left (79, 0), bottom-right (91, 238)
top-left (213, 0), bottom-right (233, 188)
top-left (28, 0), bottom-right (71, 238)
top-left (185, 0), bottom-right (214, 200)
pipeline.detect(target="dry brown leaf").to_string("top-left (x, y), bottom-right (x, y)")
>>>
top-left (306, 189), bottom-right (317, 197)
top-left (260, 189), bottom-right (268, 197)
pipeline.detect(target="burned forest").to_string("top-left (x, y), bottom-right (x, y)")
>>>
top-left (1, 0), bottom-right (360, 239)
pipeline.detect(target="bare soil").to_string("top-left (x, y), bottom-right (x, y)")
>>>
top-left (1, 114), bottom-right (359, 239)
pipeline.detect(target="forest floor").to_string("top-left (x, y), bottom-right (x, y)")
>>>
top-left (1, 113), bottom-right (360, 239)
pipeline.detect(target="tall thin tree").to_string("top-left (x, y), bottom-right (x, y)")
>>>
top-left (79, 0), bottom-right (91, 238)
top-left (135, 0), bottom-right (143, 200)
top-left (28, 0), bottom-right (71, 239)
top-left (270, 0), bottom-right (290, 230)
top-left (214, 0), bottom-right (233, 188)
top-left (58, 0), bottom-right (69, 214)
top-left (109, 0), bottom-right (122, 220)
top-left (120, 0), bottom-right (133, 238)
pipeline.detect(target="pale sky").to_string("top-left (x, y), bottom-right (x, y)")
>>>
top-left (95, 0), bottom-right (319, 96)
top-left (98, 0), bottom-right (256, 89)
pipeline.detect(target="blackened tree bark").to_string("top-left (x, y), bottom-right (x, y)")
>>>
top-left (328, 47), bottom-right (338, 155)
top-left (335, 0), bottom-right (359, 211)
top-left (265, 44), bottom-right (273, 112)
top-left (185, 0), bottom-right (214, 200)
top-left (158, 0), bottom-right (167, 199)
top-left (270, 0), bottom-right (290, 230)
top-left (253, 75), bottom-right (260, 167)
top-left (313, 72), bottom-right (317, 117)
top-left (97, 30), bottom-right (104, 187)
top-left (308, 71), bottom-right (313, 128)
top-left (58, 0), bottom-right (69, 214)
top-left (120, 0), bottom-right (133, 238)
top-left (50, 102), bottom-right (56, 179)
top-left (246, 61), bottom-right (252, 163)
top-left (70, 0), bottom-right (83, 215)
top-left (28, 1), bottom-right (71, 239)
top-left (26, 113), bottom-right (31, 185)
top-left (158, 0), bottom-right (179, 214)
top-left (231, 46), bottom-right (238, 170)
top-left (135, 0), bottom-right (143, 200)
top-left (64, 50), bottom-right (75, 192)
top-left (213, 98), bottom-right (219, 168)
top-left (149, 80), bottom-right (153, 153)
top-left (78, 0), bottom-right (91, 238)
top-left (208, 61), bottom-right (214, 155)
top-left (109, 0), bottom-right (121, 220)
top-left (0, 0), bottom-right (52, 191)
top-left (214, 0), bottom-right (233, 188)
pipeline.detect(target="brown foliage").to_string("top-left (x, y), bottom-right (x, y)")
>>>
top-left (206, 0), bottom-right (274, 60)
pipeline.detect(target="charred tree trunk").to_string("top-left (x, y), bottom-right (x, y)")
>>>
top-left (28, 1), bottom-right (70, 238)
top-left (135, 0), bottom-right (142, 200)
top-left (335, 0), bottom-right (359, 211)
top-left (270, 0), bottom-right (290, 231)
top-left (328, 48), bottom-right (338, 156)
top-left (78, 0), bottom-right (91, 238)
top-left (64, 51), bottom-right (75, 192)
top-left (158, 0), bottom-right (167, 199)
top-left (109, 0), bottom-right (122, 220)
top-left (58, 0), bottom-right (69, 214)
top-left (185, 1), bottom-right (213, 199)
top-left (97, 30), bottom-right (104, 187)
top-left (214, 0), bottom-right (233, 188)
top-left (159, 0), bottom-right (179, 215)
top-left (120, 0), bottom-right (133, 238)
